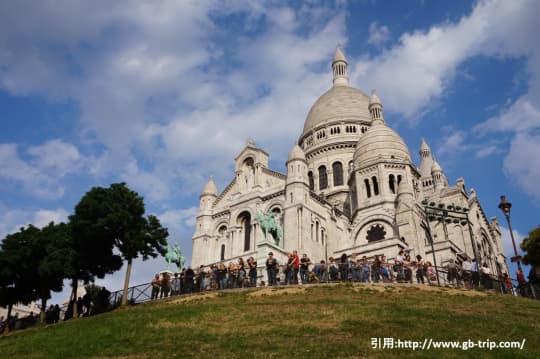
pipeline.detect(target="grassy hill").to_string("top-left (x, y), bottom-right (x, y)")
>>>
top-left (1, 284), bottom-right (539, 358)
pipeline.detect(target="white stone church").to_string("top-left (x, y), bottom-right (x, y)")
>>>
top-left (191, 48), bottom-right (508, 281)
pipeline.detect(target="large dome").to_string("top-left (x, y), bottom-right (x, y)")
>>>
top-left (302, 85), bottom-right (371, 136)
top-left (353, 121), bottom-right (412, 168)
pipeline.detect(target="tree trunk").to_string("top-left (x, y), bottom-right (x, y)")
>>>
top-left (6, 303), bottom-right (13, 333)
top-left (121, 258), bottom-right (133, 306)
top-left (71, 278), bottom-right (78, 319)
top-left (40, 297), bottom-right (47, 323)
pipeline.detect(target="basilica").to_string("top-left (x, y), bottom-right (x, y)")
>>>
top-left (191, 48), bottom-right (508, 282)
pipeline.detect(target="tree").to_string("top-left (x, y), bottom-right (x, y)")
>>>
top-left (0, 225), bottom-right (41, 329)
top-left (71, 183), bottom-right (168, 306)
top-left (35, 222), bottom-right (74, 322)
top-left (69, 186), bottom-right (124, 317)
top-left (0, 223), bottom-right (74, 325)
top-left (521, 225), bottom-right (540, 267)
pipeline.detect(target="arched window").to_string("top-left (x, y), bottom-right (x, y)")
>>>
top-left (364, 179), bottom-right (371, 198)
top-left (218, 225), bottom-right (227, 237)
top-left (220, 244), bottom-right (225, 261)
top-left (308, 171), bottom-right (314, 191)
top-left (318, 166), bottom-right (328, 190)
top-left (389, 174), bottom-right (396, 194)
top-left (332, 162), bottom-right (343, 186)
top-left (372, 176), bottom-right (379, 195)
top-left (238, 212), bottom-right (251, 252)
top-left (315, 221), bottom-right (319, 242)
top-left (397, 175), bottom-right (402, 185)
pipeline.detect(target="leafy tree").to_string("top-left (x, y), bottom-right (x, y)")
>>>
top-left (35, 222), bottom-right (74, 321)
top-left (521, 225), bottom-right (540, 267)
top-left (69, 186), bottom-right (124, 317)
top-left (0, 226), bottom-right (41, 328)
top-left (71, 183), bottom-right (168, 306)
top-left (0, 223), bottom-right (73, 324)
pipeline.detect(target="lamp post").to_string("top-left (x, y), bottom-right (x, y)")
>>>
top-left (422, 206), bottom-right (441, 286)
top-left (498, 195), bottom-right (522, 271)
top-left (421, 200), bottom-right (481, 287)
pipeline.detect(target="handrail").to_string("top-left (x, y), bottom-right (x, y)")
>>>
top-left (108, 265), bottom-right (538, 305)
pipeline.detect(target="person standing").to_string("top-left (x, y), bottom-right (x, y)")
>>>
top-left (299, 253), bottom-right (311, 284)
top-left (292, 251), bottom-right (300, 284)
top-left (415, 255), bottom-right (425, 284)
top-left (266, 252), bottom-right (278, 286)
top-left (247, 256), bottom-right (257, 287)
top-left (151, 274), bottom-right (161, 300)
top-left (480, 263), bottom-right (492, 289)
top-left (160, 272), bottom-right (171, 298)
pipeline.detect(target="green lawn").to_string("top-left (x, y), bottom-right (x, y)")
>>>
top-left (1, 284), bottom-right (538, 358)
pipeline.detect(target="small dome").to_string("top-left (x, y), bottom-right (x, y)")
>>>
top-left (420, 138), bottom-right (430, 152)
top-left (431, 160), bottom-right (442, 173)
top-left (333, 47), bottom-right (346, 63)
top-left (353, 121), bottom-right (411, 168)
top-left (369, 90), bottom-right (381, 105)
top-left (287, 144), bottom-right (305, 162)
top-left (302, 86), bottom-right (371, 135)
top-left (201, 177), bottom-right (217, 196)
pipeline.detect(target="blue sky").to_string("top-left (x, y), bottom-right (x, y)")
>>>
top-left (1, 0), bottom-right (539, 297)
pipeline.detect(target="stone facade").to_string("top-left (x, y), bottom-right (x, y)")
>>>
top-left (191, 48), bottom-right (508, 282)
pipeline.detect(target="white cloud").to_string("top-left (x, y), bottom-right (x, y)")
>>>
top-left (474, 145), bottom-right (498, 159)
top-left (159, 207), bottom-right (199, 231)
top-left (33, 208), bottom-right (70, 228)
top-left (0, 1), bottom-right (348, 201)
top-left (473, 97), bottom-right (540, 135)
top-left (27, 140), bottom-right (82, 177)
top-left (500, 225), bottom-right (525, 262)
top-left (0, 140), bottom-right (84, 199)
top-left (349, 0), bottom-right (540, 120)
top-left (367, 22), bottom-right (390, 48)
top-left (503, 132), bottom-right (540, 200)
top-left (0, 203), bottom-right (69, 239)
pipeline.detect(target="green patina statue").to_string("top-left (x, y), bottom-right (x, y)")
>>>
top-left (164, 242), bottom-right (185, 270)
top-left (255, 210), bottom-right (283, 245)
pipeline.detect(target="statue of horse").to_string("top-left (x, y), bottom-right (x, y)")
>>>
top-left (255, 210), bottom-right (283, 245)
top-left (164, 243), bottom-right (185, 270)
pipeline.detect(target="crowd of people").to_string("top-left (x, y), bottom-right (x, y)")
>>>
top-left (150, 249), bottom-right (515, 299)
top-left (0, 311), bottom-right (38, 333)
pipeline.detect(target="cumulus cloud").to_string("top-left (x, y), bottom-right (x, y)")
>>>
top-left (367, 22), bottom-right (390, 48)
top-left (503, 132), bottom-right (540, 200)
top-left (0, 140), bottom-right (84, 199)
top-left (500, 225), bottom-right (525, 262)
top-left (0, 1), bottom-right (347, 201)
top-left (0, 202), bottom-right (69, 239)
top-left (352, 0), bottom-right (540, 198)
top-left (349, 0), bottom-right (540, 120)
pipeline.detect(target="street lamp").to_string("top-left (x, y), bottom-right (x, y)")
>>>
top-left (498, 195), bottom-right (522, 271)
top-left (421, 200), bottom-right (482, 287)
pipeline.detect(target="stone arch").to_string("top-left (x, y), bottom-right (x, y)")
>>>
top-left (237, 211), bottom-right (252, 252)
top-left (215, 221), bottom-right (229, 237)
top-left (308, 171), bottom-right (314, 191)
top-left (318, 165), bottom-right (328, 190)
top-left (332, 161), bottom-right (344, 186)
top-left (352, 214), bottom-right (395, 244)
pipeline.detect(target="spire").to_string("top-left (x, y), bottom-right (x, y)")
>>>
top-left (369, 89), bottom-right (385, 124)
top-left (332, 46), bottom-right (349, 86)
top-left (287, 144), bottom-right (305, 162)
top-left (431, 160), bottom-right (447, 190)
top-left (201, 176), bottom-right (218, 196)
top-left (418, 138), bottom-right (434, 178)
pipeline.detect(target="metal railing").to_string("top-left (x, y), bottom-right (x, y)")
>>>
top-left (107, 266), bottom-right (539, 306)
